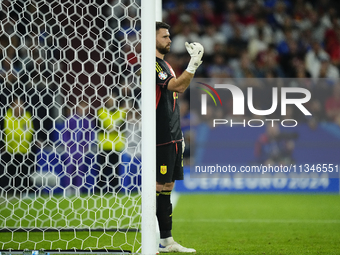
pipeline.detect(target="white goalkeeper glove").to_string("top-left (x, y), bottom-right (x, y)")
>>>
top-left (185, 42), bottom-right (204, 74)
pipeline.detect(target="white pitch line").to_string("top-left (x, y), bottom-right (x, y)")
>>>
top-left (174, 218), bottom-right (340, 224)
top-left (171, 191), bottom-right (180, 209)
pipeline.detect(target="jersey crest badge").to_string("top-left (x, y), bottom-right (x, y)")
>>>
top-left (160, 165), bottom-right (167, 175)
top-left (158, 71), bottom-right (168, 80)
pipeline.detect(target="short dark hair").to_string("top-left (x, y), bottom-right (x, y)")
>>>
top-left (156, 21), bottom-right (170, 31)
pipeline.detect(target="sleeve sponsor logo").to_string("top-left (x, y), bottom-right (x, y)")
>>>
top-left (158, 71), bottom-right (168, 80)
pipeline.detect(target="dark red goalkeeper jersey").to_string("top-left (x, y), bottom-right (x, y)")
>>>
top-left (155, 57), bottom-right (183, 146)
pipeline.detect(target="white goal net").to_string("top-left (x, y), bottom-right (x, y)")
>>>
top-left (0, 0), bottom-right (142, 253)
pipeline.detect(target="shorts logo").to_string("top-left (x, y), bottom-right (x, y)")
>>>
top-left (158, 71), bottom-right (168, 80)
top-left (160, 165), bottom-right (167, 175)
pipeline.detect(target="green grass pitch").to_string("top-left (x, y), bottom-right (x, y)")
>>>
top-left (1, 193), bottom-right (340, 254)
top-left (0, 193), bottom-right (141, 252)
top-left (172, 193), bottom-right (340, 255)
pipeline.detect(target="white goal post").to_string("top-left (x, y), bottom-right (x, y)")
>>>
top-left (141, 0), bottom-right (156, 254)
top-left (0, 0), bottom-right (159, 254)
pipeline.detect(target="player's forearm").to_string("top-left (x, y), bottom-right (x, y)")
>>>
top-left (167, 70), bottom-right (194, 93)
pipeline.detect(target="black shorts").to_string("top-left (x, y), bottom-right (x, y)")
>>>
top-left (156, 142), bottom-right (183, 183)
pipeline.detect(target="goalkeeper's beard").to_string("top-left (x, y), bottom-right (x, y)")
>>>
top-left (156, 43), bottom-right (170, 55)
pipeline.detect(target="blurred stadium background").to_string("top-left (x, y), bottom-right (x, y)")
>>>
top-left (163, 0), bottom-right (340, 193)
top-left (163, 1), bottom-right (340, 252)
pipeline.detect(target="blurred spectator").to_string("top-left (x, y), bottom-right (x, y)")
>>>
top-left (254, 122), bottom-right (297, 165)
top-left (170, 16), bottom-right (200, 54)
top-left (97, 95), bottom-right (126, 194)
top-left (266, 44), bottom-right (285, 76)
top-left (231, 51), bottom-right (256, 78)
top-left (273, 16), bottom-right (301, 43)
top-left (220, 11), bottom-right (246, 42)
top-left (295, 59), bottom-right (311, 78)
top-left (1, 98), bottom-right (35, 196)
top-left (247, 24), bottom-right (270, 60)
top-left (276, 26), bottom-right (299, 55)
top-left (206, 54), bottom-right (233, 78)
top-left (246, 14), bottom-right (273, 45)
top-left (305, 41), bottom-right (331, 78)
top-left (237, 1), bottom-right (260, 26)
top-left (300, 9), bottom-right (329, 43)
top-left (194, 0), bottom-right (222, 27)
top-left (264, 0), bottom-right (292, 16)
top-left (324, 17), bottom-right (340, 68)
top-left (291, 0), bottom-right (309, 25)
top-left (61, 101), bottom-right (99, 196)
top-left (165, 2), bottom-right (187, 28)
top-left (306, 99), bottom-right (325, 129)
top-left (179, 96), bottom-right (190, 133)
top-left (317, 55), bottom-right (339, 79)
top-left (325, 84), bottom-right (340, 123)
top-left (254, 45), bottom-right (285, 78)
top-left (267, 0), bottom-right (291, 29)
top-left (226, 25), bottom-right (248, 59)
top-left (279, 39), bottom-right (305, 77)
top-left (200, 24), bottom-right (226, 57)
top-left (253, 51), bottom-right (269, 78)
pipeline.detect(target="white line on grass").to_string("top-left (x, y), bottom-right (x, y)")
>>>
top-left (171, 191), bottom-right (180, 209)
top-left (174, 218), bottom-right (340, 224)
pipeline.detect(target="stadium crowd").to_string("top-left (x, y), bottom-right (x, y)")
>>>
top-left (157, 0), bottom-right (340, 128)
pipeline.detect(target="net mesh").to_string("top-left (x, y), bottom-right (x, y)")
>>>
top-left (0, 0), bottom-right (142, 253)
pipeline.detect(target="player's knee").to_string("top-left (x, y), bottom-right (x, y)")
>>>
top-left (156, 182), bottom-right (165, 192)
top-left (156, 182), bottom-right (174, 192)
top-left (163, 182), bottom-right (174, 191)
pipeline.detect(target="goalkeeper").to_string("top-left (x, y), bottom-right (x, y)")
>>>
top-left (155, 21), bottom-right (203, 253)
